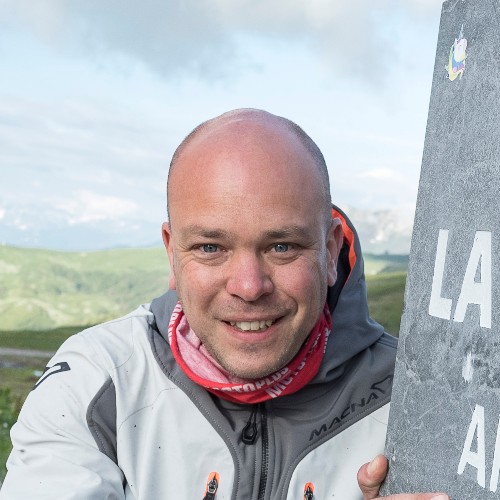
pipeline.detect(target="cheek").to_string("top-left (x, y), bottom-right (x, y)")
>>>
top-left (174, 261), bottom-right (222, 305)
top-left (274, 260), bottom-right (326, 301)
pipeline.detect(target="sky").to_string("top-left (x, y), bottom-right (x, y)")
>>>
top-left (0, 0), bottom-right (444, 252)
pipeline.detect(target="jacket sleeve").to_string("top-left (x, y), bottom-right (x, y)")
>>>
top-left (0, 333), bottom-right (126, 500)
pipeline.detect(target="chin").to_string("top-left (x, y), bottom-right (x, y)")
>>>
top-left (224, 358), bottom-right (286, 380)
top-left (232, 368), bottom-right (271, 380)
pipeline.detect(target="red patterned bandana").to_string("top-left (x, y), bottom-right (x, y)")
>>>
top-left (167, 302), bottom-right (332, 404)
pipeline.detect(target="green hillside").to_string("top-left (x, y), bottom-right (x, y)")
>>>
top-left (0, 246), bottom-right (170, 330)
top-left (0, 246), bottom-right (407, 332)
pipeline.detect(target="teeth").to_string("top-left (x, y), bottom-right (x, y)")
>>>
top-left (229, 320), bottom-right (275, 331)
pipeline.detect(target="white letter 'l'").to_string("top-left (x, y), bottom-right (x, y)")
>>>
top-left (429, 229), bottom-right (452, 320)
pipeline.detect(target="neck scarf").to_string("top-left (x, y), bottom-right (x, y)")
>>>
top-left (167, 302), bottom-right (332, 404)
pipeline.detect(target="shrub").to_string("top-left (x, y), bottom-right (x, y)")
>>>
top-left (0, 388), bottom-right (21, 484)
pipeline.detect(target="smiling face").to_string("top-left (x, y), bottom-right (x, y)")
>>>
top-left (163, 111), bottom-right (342, 379)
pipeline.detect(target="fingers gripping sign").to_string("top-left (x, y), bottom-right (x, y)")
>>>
top-left (357, 455), bottom-right (450, 500)
top-left (357, 455), bottom-right (388, 499)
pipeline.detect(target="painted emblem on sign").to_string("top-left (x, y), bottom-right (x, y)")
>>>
top-left (445, 25), bottom-right (467, 81)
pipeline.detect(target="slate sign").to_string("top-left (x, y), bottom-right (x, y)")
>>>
top-left (381, 0), bottom-right (500, 497)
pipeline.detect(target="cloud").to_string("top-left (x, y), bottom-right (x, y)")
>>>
top-left (55, 190), bottom-right (138, 225)
top-left (0, 98), bottom-right (169, 248)
top-left (0, 0), bottom-right (443, 82)
top-left (0, 98), bottom-right (170, 194)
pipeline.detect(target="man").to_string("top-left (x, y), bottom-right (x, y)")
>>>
top-left (1, 109), bottom-right (447, 499)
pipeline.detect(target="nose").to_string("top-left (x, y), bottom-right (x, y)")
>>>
top-left (225, 251), bottom-right (274, 302)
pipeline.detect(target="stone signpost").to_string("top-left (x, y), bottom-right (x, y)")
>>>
top-left (381, 0), bottom-right (500, 497)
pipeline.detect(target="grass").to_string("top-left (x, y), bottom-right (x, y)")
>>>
top-left (0, 326), bottom-right (90, 352)
top-left (366, 272), bottom-right (406, 336)
top-left (0, 359), bottom-right (48, 484)
top-left (0, 388), bottom-right (21, 484)
top-left (0, 365), bottom-right (45, 401)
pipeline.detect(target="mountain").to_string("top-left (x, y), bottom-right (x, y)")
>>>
top-left (342, 206), bottom-right (414, 255)
top-left (0, 203), bottom-right (162, 251)
top-left (0, 205), bottom-right (414, 254)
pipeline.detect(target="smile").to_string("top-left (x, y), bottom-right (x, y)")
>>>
top-left (229, 320), bottom-right (275, 331)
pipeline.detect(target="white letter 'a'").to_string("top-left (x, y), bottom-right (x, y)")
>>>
top-left (429, 229), bottom-right (452, 320)
top-left (453, 231), bottom-right (492, 329)
top-left (458, 404), bottom-right (486, 488)
top-left (489, 414), bottom-right (500, 492)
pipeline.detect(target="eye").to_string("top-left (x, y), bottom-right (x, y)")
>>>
top-left (273, 243), bottom-right (289, 253)
top-left (201, 244), bottom-right (219, 253)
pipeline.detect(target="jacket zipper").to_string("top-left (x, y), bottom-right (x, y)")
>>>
top-left (303, 482), bottom-right (315, 499)
top-left (241, 404), bottom-right (269, 499)
top-left (257, 404), bottom-right (269, 500)
top-left (241, 405), bottom-right (258, 444)
top-left (202, 471), bottom-right (220, 500)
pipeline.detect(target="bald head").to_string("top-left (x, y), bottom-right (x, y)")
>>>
top-left (167, 109), bottom-right (332, 225)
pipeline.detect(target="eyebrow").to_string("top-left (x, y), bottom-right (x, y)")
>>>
top-left (261, 226), bottom-right (312, 240)
top-left (179, 224), bottom-right (313, 241)
top-left (180, 226), bottom-right (231, 239)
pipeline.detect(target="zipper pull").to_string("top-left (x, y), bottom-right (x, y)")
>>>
top-left (241, 405), bottom-right (258, 444)
top-left (202, 472), bottom-right (220, 500)
top-left (303, 482), bottom-right (314, 499)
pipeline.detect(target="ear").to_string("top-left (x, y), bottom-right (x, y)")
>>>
top-left (326, 217), bottom-right (344, 287)
top-left (161, 222), bottom-right (177, 290)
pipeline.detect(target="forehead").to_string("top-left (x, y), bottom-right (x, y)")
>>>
top-left (168, 117), bottom-right (326, 227)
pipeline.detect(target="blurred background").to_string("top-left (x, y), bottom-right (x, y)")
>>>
top-left (1, 0), bottom-right (442, 252)
top-left (0, 0), bottom-right (444, 481)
